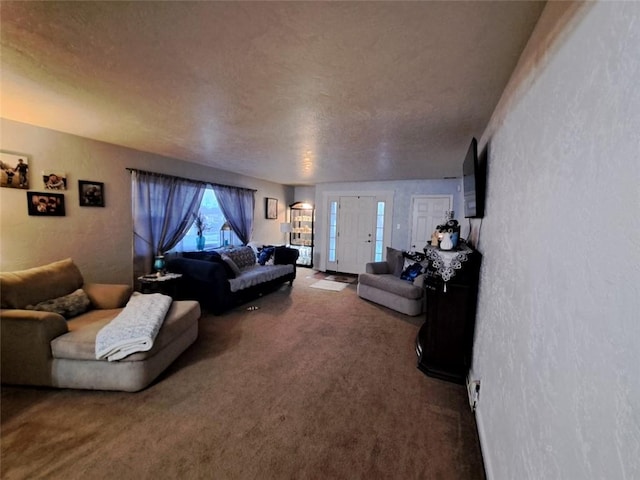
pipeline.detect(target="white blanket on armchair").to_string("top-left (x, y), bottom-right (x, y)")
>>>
top-left (95, 292), bottom-right (172, 361)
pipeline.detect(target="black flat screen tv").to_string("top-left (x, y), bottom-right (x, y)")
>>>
top-left (463, 137), bottom-right (486, 218)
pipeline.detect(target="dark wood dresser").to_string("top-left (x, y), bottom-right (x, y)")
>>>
top-left (416, 243), bottom-right (481, 384)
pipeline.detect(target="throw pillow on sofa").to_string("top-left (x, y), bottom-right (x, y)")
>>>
top-left (25, 288), bottom-right (91, 319)
top-left (209, 251), bottom-right (237, 279)
top-left (220, 254), bottom-right (242, 276)
top-left (257, 247), bottom-right (275, 266)
top-left (224, 246), bottom-right (256, 269)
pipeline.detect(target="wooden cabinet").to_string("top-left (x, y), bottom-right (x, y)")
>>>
top-left (416, 246), bottom-right (481, 384)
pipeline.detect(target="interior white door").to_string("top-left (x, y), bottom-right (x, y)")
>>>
top-left (336, 196), bottom-right (375, 274)
top-left (409, 196), bottom-right (452, 250)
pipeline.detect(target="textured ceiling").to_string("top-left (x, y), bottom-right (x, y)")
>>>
top-left (0, 1), bottom-right (545, 185)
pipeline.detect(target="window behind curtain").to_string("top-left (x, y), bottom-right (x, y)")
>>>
top-left (171, 187), bottom-right (239, 251)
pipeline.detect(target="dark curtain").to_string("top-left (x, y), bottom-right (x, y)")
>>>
top-left (131, 170), bottom-right (206, 279)
top-left (212, 184), bottom-right (255, 245)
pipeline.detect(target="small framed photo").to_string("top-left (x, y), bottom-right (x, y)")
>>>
top-left (0, 151), bottom-right (29, 189)
top-left (266, 197), bottom-right (278, 219)
top-left (78, 180), bottom-right (105, 207)
top-left (27, 192), bottom-right (66, 216)
top-left (42, 171), bottom-right (67, 190)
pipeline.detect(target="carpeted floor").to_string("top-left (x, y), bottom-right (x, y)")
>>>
top-left (1, 272), bottom-right (484, 479)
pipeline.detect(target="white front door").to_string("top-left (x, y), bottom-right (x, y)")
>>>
top-left (336, 196), bottom-right (376, 274)
top-left (409, 195), bottom-right (452, 250)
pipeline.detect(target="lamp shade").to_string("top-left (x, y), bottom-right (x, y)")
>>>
top-left (280, 222), bottom-right (293, 233)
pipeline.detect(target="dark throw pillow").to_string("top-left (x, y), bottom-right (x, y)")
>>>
top-left (400, 251), bottom-right (427, 282)
top-left (400, 262), bottom-right (424, 282)
top-left (257, 247), bottom-right (275, 266)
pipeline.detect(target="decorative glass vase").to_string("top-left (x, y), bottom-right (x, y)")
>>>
top-left (440, 232), bottom-right (453, 250)
top-left (153, 255), bottom-right (166, 273)
top-left (196, 234), bottom-right (205, 251)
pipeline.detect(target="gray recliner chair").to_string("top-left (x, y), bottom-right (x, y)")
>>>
top-left (357, 247), bottom-right (426, 316)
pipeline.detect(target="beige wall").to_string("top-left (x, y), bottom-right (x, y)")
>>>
top-left (0, 119), bottom-right (293, 284)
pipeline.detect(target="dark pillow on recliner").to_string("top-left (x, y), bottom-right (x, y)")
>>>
top-left (400, 251), bottom-right (427, 282)
top-left (400, 262), bottom-right (424, 282)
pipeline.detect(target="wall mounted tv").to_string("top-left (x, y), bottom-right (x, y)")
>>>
top-left (463, 137), bottom-right (486, 218)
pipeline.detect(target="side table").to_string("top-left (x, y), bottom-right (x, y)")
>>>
top-left (137, 272), bottom-right (183, 298)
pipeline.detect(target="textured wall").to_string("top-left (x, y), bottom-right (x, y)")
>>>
top-left (0, 119), bottom-right (293, 284)
top-left (471, 2), bottom-right (640, 479)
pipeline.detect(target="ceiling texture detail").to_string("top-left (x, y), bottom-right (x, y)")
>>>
top-left (1, 1), bottom-right (545, 185)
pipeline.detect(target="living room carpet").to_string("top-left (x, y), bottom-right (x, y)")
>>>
top-left (1, 271), bottom-right (484, 479)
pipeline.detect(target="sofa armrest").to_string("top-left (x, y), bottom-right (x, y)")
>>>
top-left (83, 283), bottom-right (132, 309)
top-left (274, 246), bottom-right (300, 265)
top-left (413, 273), bottom-right (428, 289)
top-left (167, 257), bottom-right (229, 283)
top-left (166, 257), bottom-right (232, 313)
top-left (366, 262), bottom-right (391, 275)
top-left (1, 309), bottom-right (69, 386)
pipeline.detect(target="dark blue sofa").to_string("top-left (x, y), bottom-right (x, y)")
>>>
top-left (166, 246), bottom-right (299, 314)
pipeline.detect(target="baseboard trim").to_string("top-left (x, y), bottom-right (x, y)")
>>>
top-left (475, 407), bottom-right (494, 480)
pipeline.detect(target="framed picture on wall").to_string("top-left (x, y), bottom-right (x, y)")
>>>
top-left (42, 171), bottom-right (67, 190)
top-left (27, 192), bottom-right (66, 216)
top-left (78, 180), bottom-right (105, 207)
top-left (0, 151), bottom-right (29, 189)
top-left (266, 197), bottom-right (278, 219)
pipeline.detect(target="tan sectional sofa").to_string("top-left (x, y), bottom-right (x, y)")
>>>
top-left (1, 258), bottom-right (200, 392)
